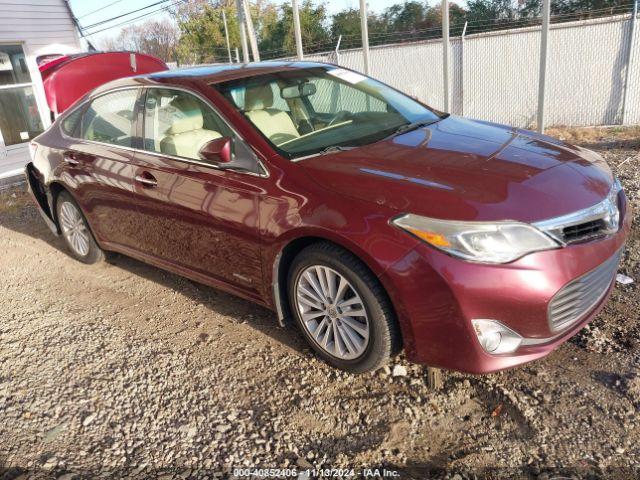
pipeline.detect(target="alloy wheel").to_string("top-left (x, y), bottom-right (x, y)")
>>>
top-left (295, 265), bottom-right (370, 360)
top-left (59, 201), bottom-right (90, 257)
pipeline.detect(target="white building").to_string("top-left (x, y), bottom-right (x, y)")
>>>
top-left (0, 0), bottom-right (83, 182)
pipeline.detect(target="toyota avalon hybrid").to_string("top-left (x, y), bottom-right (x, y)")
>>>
top-left (25, 62), bottom-right (631, 374)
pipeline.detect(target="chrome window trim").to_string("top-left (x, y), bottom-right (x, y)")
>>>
top-left (532, 183), bottom-right (621, 246)
top-left (57, 84), bottom-right (269, 178)
top-left (133, 147), bottom-right (268, 178)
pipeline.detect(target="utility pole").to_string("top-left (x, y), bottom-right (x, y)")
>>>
top-left (359, 0), bottom-right (370, 75)
top-left (242, 0), bottom-right (260, 61)
top-left (621, 0), bottom-right (638, 125)
top-left (235, 0), bottom-right (250, 63)
top-left (292, 0), bottom-right (304, 60)
top-left (442, 0), bottom-right (450, 112)
top-left (537, 0), bottom-right (551, 133)
top-left (222, 10), bottom-right (233, 63)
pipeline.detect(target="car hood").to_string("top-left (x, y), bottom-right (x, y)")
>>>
top-left (298, 116), bottom-right (614, 223)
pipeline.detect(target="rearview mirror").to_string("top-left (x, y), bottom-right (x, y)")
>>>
top-left (281, 82), bottom-right (317, 99)
top-left (199, 137), bottom-right (232, 164)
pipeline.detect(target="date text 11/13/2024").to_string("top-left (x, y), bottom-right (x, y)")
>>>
top-left (233, 467), bottom-right (400, 477)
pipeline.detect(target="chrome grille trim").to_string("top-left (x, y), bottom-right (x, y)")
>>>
top-left (548, 249), bottom-right (622, 332)
top-left (533, 180), bottom-right (622, 246)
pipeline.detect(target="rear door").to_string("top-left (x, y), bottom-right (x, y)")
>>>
top-left (129, 87), bottom-right (269, 300)
top-left (61, 87), bottom-right (144, 249)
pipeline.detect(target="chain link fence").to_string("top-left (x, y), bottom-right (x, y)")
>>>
top-left (278, 13), bottom-right (639, 128)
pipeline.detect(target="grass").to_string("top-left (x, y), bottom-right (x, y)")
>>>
top-left (546, 125), bottom-right (640, 148)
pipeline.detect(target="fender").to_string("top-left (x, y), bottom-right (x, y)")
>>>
top-left (267, 224), bottom-right (416, 328)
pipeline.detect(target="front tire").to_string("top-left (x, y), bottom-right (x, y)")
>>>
top-left (56, 191), bottom-right (104, 264)
top-left (287, 242), bottom-right (401, 373)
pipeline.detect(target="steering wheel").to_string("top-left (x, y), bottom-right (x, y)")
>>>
top-left (328, 110), bottom-right (352, 127)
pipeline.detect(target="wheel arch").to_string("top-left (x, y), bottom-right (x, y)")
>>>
top-left (270, 234), bottom-right (401, 347)
top-left (24, 164), bottom-right (72, 236)
top-left (48, 181), bottom-right (74, 233)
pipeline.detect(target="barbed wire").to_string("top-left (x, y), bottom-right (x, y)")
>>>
top-left (92, 1), bottom-right (636, 63)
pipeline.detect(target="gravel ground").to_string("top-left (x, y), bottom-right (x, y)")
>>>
top-left (0, 128), bottom-right (639, 479)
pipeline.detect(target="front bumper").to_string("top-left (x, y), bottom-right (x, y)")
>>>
top-left (380, 195), bottom-right (632, 374)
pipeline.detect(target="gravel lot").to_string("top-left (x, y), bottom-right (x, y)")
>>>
top-left (1, 127), bottom-right (639, 479)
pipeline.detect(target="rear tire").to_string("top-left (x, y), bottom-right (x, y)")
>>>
top-left (55, 191), bottom-right (104, 264)
top-left (287, 242), bottom-right (401, 373)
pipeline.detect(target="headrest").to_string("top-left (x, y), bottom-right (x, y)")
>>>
top-left (244, 84), bottom-right (273, 111)
top-left (163, 96), bottom-right (204, 135)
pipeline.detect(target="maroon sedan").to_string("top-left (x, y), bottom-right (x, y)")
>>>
top-left (26, 62), bottom-right (631, 374)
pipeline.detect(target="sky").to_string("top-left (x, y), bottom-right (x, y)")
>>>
top-left (69, 0), bottom-right (398, 47)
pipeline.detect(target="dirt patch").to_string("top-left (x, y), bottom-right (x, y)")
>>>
top-left (0, 128), bottom-right (639, 479)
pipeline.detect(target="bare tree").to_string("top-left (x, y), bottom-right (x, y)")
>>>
top-left (100, 19), bottom-right (179, 63)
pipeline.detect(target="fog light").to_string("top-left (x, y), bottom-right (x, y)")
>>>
top-left (471, 319), bottom-right (523, 354)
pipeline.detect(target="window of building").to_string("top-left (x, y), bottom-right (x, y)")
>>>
top-left (0, 45), bottom-right (44, 147)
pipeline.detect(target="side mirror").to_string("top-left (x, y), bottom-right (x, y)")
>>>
top-left (199, 136), bottom-right (232, 164)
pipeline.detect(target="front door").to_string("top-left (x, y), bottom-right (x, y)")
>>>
top-left (130, 87), bottom-right (268, 300)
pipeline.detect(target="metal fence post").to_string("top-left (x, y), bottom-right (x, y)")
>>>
top-left (461, 21), bottom-right (467, 116)
top-left (359, 0), bottom-right (370, 75)
top-left (235, 0), bottom-right (250, 63)
top-left (621, 0), bottom-right (638, 125)
top-left (222, 10), bottom-right (233, 63)
top-left (537, 0), bottom-right (551, 133)
top-left (292, 0), bottom-right (304, 60)
top-left (442, 0), bottom-right (450, 112)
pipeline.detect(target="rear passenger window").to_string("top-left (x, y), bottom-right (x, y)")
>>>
top-left (142, 89), bottom-right (233, 161)
top-left (81, 89), bottom-right (139, 147)
top-left (61, 108), bottom-right (82, 136)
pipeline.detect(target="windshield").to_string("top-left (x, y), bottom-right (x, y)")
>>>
top-left (214, 66), bottom-right (442, 159)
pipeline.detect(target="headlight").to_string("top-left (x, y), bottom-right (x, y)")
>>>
top-left (393, 214), bottom-right (560, 263)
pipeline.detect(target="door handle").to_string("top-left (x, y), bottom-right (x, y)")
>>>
top-left (135, 173), bottom-right (158, 188)
top-left (63, 152), bottom-right (80, 166)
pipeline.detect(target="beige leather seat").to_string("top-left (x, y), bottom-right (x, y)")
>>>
top-left (160, 96), bottom-right (221, 159)
top-left (244, 85), bottom-right (300, 145)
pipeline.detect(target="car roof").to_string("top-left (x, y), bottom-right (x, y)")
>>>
top-left (90, 61), bottom-right (335, 96)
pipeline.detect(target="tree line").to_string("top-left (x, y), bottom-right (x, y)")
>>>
top-left (101, 0), bottom-right (633, 64)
